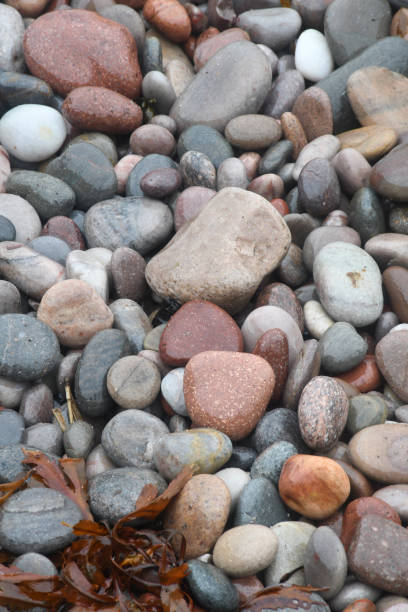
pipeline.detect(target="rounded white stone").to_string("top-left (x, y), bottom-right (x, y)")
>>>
top-left (161, 367), bottom-right (187, 416)
top-left (0, 194), bottom-right (41, 243)
top-left (66, 250), bottom-right (109, 303)
top-left (214, 467), bottom-right (250, 510)
top-left (304, 300), bottom-right (335, 339)
top-left (0, 104), bottom-right (67, 162)
top-left (295, 29), bottom-right (334, 82)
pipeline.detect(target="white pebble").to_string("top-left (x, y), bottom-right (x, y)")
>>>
top-left (0, 104), bottom-right (67, 162)
top-left (215, 467), bottom-right (250, 510)
top-left (161, 367), bottom-right (187, 416)
top-left (295, 29), bottom-right (334, 82)
top-left (304, 300), bottom-right (334, 339)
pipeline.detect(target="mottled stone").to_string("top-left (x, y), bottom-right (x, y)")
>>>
top-left (250, 440), bottom-right (297, 485)
top-left (292, 86), bottom-right (333, 141)
top-left (254, 407), bottom-right (306, 453)
top-left (180, 150), bottom-right (216, 190)
top-left (341, 496), bottom-right (402, 551)
top-left (253, 329), bottom-right (288, 403)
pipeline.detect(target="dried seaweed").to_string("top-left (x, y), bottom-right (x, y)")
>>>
top-left (0, 472), bottom-right (31, 507)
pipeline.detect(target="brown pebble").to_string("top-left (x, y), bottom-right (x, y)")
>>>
top-left (41, 216), bottom-right (85, 251)
top-left (111, 247), bottom-right (147, 302)
top-left (337, 125), bottom-right (398, 162)
top-left (292, 86), bottom-right (333, 141)
top-left (341, 496), bottom-right (402, 552)
top-left (143, 0), bottom-right (192, 43)
top-left (140, 168), bottom-right (182, 199)
top-left (130, 124), bottom-right (175, 157)
top-left (281, 112), bottom-right (308, 159)
top-left (5, 0), bottom-right (48, 17)
top-left (334, 459), bottom-right (374, 500)
top-left (247, 174), bottom-right (283, 200)
top-left (337, 355), bottom-right (382, 393)
top-left (391, 8), bottom-right (408, 38)
top-left (239, 152), bottom-right (261, 181)
top-left (253, 328), bottom-right (289, 403)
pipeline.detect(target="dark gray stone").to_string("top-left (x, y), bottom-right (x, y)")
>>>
top-left (253, 407), bottom-right (306, 453)
top-left (224, 445), bottom-right (257, 471)
top-left (89, 467), bottom-right (166, 524)
top-left (0, 409), bottom-right (24, 447)
top-left (46, 143), bottom-right (117, 212)
top-left (6, 170), bottom-right (76, 221)
top-left (259, 140), bottom-right (293, 175)
top-left (74, 329), bottom-right (132, 417)
top-left (126, 153), bottom-right (178, 198)
top-left (0, 215), bottom-right (16, 241)
top-left (28, 236), bottom-right (71, 266)
top-left (84, 196), bottom-right (173, 255)
top-left (186, 560), bottom-right (239, 612)
top-left (250, 440), bottom-right (297, 484)
top-left (298, 158), bottom-right (340, 217)
top-left (142, 36), bottom-right (162, 74)
top-left (0, 488), bottom-right (82, 554)
top-left (233, 476), bottom-right (288, 527)
top-left (177, 125), bottom-right (234, 169)
top-left (317, 37), bottom-right (408, 133)
top-left (349, 187), bottom-right (385, 245)
top-left (0, 72), bottom-right (54, 107)
top-left (236, 8), bottom-right (301, 50)
top-left (101, 409), bottom-right (169, 469)
top-left (0, 314), bottom-right (60, 382)
top-left (319, 321), bottom-right (368, 375)
top-left (262, 70), bottom-right (305, 119)
top-left (233, 0), bottom-right (281, 14)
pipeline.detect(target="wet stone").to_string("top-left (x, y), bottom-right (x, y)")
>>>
top-left (250, 440), bottom-right (297, 485)
top-left (233, 476), bottom-right (288, 528)
top-left (319, 322), bottom-right (367, 375)
top-left (186, 560), bottom-right (239, 612)
top-left (177, 124), bottom-right (234, 169)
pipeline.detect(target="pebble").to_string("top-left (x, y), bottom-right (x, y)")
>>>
top-left (347, 394), bottom-right (388, 434)
top-left (99, 4), bottom-right (145, 49)
top-left (0, 71), bottom-right (53, 109)
top-left (324, 0), bottom-right (391, 66)
top-left (236, 8), bottom-right (302, 51)
top-left (303, 300), bottom-right (335, 339)
top-left (250, 440), bottom-right (297, 485)
top-left (194, 28), bottom-right (250, 70)
top-left (314, 242), bottom-right (383, 327)
top-left (71, 132), bottom-right (118, 165)
top-left (140, 167), bottom-right (181, 199)
top-left (0, 488), bottom-right (82, 555)
top-left (130, 124), bottom-right (175, 157)
top-left (142, 71), bottom-right (176, 115)
top-left (319, 322), bottom-right (368, 374)
top-left (265, 521), bottom-right (316, 586)
top-left (214, 468), bottom-right (250, 510)
top-left (89, 467), bottom-right (166, 525)
top-left (341, 496), bottom-right (402, 552)
top-left (241, 305), bottom-right (304, 367)
top-left (298, 158), bottom-right (340, 217)
top-left (217, 158), bottom-right (249, 190)
top-left (233, 476), bottom-right (288, 528)
top-left (331, 582), bottom-right (382, 612)
top-left (186, 560), bottom-right (239, 612)
top-left (292, 134), bottom-right (340, 180)
top-left (177, 125), bottom-right (233, 170)
top-left (349, 423), bottom-right (408, 484)
top-left (337, 354), bottom-right (382, 393)
top-left (101, 409), bottom-right (168, 469)
top-left (213, 524), bottom-right (278, 578)
top-left (184, 351), bottom-right (274, 441)
top-left (41, 216), bottom-right (85, 251)
top-left (348, 67), bottom-right (408, 135)
top-left (262, 69), bottom-right (305, 119)
top-left (298, 376), bottom-right (349, 451)
top-left (279, 454), bottom-right (351, 519)
top-left (85, 196), bottom-right (173, 254)
top-left (161, 367), bottom-right (187, 416)
top-left (377, 597), bottom-right (408, 612)
top-left (337, 125), bottom-right (398, 162)
top-left (292, 86), bottom-right (333, 141)
top-left (154, 429), bottom-right (232, 481)
top-left (65, 250), bottom-right (109, 302)
top-left (256, 282), bottom-right (304, 332)
top-left (143, 0), bottom-right (191, 43)
top-left (333, 148), bottom-right (372, 196)
top-left (304, 526), bottom-right (347, 600)
top-left (110, 299), bottom-right (152, 353)
top-left (224, 115), bottom-right (282, 151)
top-left (349, 187), bottom-right (385, 244)
top-left (0, 5), bottom-right (24, 73)
top-left (63, 421), bottom-right (94, 458)
top-left (24, 422), bottom-right (63, 456)
top-left (253, 328), bottom-right (289, 403)
top-left (0, 194), bottom-right (42, 244)
top-left (376, 331), bottom-right (408, 402)
top-left (146, 187), bottom-right (291, 313)
top-left (19, 383), bottom-right (53, 426)
top-left (374, 484), bottom-right (408, 522)
top-left (348, 514), bottom-right (408, 596)
top-left (170, 41), bottom-right (272, 132)
top-left (106, 355), bottom-right (161, 410)
top-left (111, 247), bottom-right (146, 303)
top-left (37, 279), bottom-right (113, 348)
top-left (180, 150), bottom-right (216, 189)
top-left (24, 9), bottom-right (141, 98)
top-left (254, 407), bottom-right (306, 453)
top-left (282, 338), bottom-right (321, 409)
top-left (303, 226), bottom-right (361, 272)
top-left (0, 410), bottom-right (25, 447)
top-left (295, 29), bottom-right (334, 82)
top-left (14, 551), bottom-right (57, 577)
top-left (62, 86), bottom-right (142, 134)
top-left (163, 474), bottom-right (230, 559)
top-left (0, 379), bottom-right (27, 411)
top-left (0, 147), bottom-right (11, 195)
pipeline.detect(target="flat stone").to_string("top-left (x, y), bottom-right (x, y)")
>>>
top-left (298, 376), bottom-right (349, 451)
top-left (349, 423), bottom-right (408, 484)
top-left (324, 0), bottom-right (391, 66)
top-left (265, 521), bottom-right (316, 586)
top-left (62, 86), bottom-right (142, 134)
top-left (341, 496), bottom-right (402, 552)
top-left (213, 524), bottom-right (278, 578)
top-left (6, 171), bottom-right (75, 223)
top-left (170, 41), bottom-right (271, 132)
top-left (154, 428), bottom-right (232, 481)
top-left (186, 560), bottom-right (239, 612)
top-left (233, 476), bottom-right (288, 528)
top-left (337, 125), bottom-right (399, 162)
top-left (304, 526), bottom-right (347, 599)
top-left (24, 10), bottom-right (141, 98)
top-left (75, 329), bottom-right (131, 417)
top-left (225, 115), bottom-right (282, 151)
top-left (0, 488), bottom-right (82, 555)
top-left (292, 86), bottom-right (333, 141)
top-left (146, 187), bottom-right (291, 314)
top-left (236, 8), bottom-right (301, 51)
top-left (46, 143), bottom-right (117, 212)
top-left (163, 474), bottom-right (230, 559)
top-left (279, 454), bottom-right (351, 519)
top-left (106, 355), bottom-right (160, 410)
top-left (143, 0), bottom-right (191, 43)
top-left (348, 514), bottom-right (408, 595)
top-left (317, 36), bottom-right (408, 133)
top-left (84, 196), bottom-right (173, 255)
top-left (184, 351), bottom-right (275, 441)
top-left (0, 5), bottom-right (24, 72)
top-left (89, 467), bottom-right (166, 524)
top-left (37, 279), bottom-right (113, 348)
top-left (241, 305), bottom-right (303, 368)
top-left (0, 314), bottom-right (60, 382)
top-left (0, 105), bottom-right (66, 163)
top-left (159, 300), bottom-right (243, 367)
top-left (314, 241), bottom-right (383, 327)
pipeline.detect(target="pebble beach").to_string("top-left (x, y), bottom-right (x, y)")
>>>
top-left (1, 0), bottom-right (408, 609)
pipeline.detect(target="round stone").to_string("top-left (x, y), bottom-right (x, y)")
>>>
top-left (298, 158), bottom-right (340, 217)
top-left (341, 496), bottom-right (402, 552)
top-left (233, 476), bottom-right (288, 528)
top-left (319, 322), bottom-right (368, 374)
top-left (252, 328), bottom-right (289, 403)
top-left (177, 125), bottom-right (234, 170)
top-left (213, 524), bottom-right (278, 578)
top-left (186, 560), bottom-right (239, 612)
top-left (250, 440), bottom-right (297, 485)
top-left (29, 236), bottom-right (71, 266)
top-left (254, 407), bottom-right (306, 453)
top-left (224, 114), bottom-right (282, 151)
top-left (161, 367), bottom-right (186, 416)
top-left (0, 194), bottom-right (41, 244)
top-left (63, 421), bottom-right (94, 459)
top-left (107, 355), bottom-right (161, 410)
top-left (295, 29), bottom-right (334, 82)
top-left (0, 104), bottom-right (66, 163)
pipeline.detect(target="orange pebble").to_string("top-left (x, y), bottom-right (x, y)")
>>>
top-left (270, 198), bottom-right (289, 216)
top-left (337, 355), bottom-right (382, 392)
top-left (143, 0), bottom-right (192, 43)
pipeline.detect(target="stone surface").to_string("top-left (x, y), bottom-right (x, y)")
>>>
top-left (0, 194), bottom-right (41, 244)
top-left (298, 376), bottom-right (349, 451)
top-left (186, 560), bottom-right (239, 612)
top-left (177, 125), bottom-right (234, 170)
top-left (314, 241), bottom-right (383, 327)
top-left (279, 454), bottom-right (351, 519)
top-left (337, 125), bottom-right (398, 163)
top-left (376, 331), bottom-right (408, 402)
top-left (263, 69), bottom-right (305, 120)
top-left (37, 279), bottom-right (113, 348)
top-left (303, 226), bottom-right (361, 272)
top-left (106, 356), bottom-right (161, 410)
top-left (163, 474), bottom-right (230, 559)
top-left (213, 524), bottom-right (278, 578)
top-left (143, 0), bottom-right (191, 43)
top-left (330, 582), bottom-right (382, 612)
top-left (170, 41), bottom-right (271, 132)
top-left (146, 188), bottom-right (290, 314)
top-left (215, 467), bottom-right (250, 510)
top-left (292, 134), bottom-right (340, 180)
top-left (19, 383), bottom-right (53, 427)
top-left (110, 299), bottom-right (152, 354)
top-left (224, 115), bottom-right (282, 151)
top-left (341, 496), bottom-right (402, 551)
top-left (194, 28), bottom-right (250, 70)
top-left (254, 407), bottom-right (306, 453)
top-left (23, 9), bottom-right (142, 98)
top-left (265, 521), bottom-right (316, 586)
top-left (374, 484), bottom-right (408, 522)
top-left (298, 158), bottom-right (340, 217)
top-left (0, 5), bottom-right (25, 73)
top-left (101, 409), bottom-right (168, 469)
top-left (184, 351), bottom-right (274, 441)
top-left (295, 29), bottom-right (334, 82)
top-left (348, 514), bottom-right (408, 596)
top-left (111, 247), bottom-right (146, 302)
top-left (236, 8), bottom-right (301, 51)
top-left (319, 322), bottom-right (367, 374)
top-left (233, 476), bottom-right (288, 528)
top-left (304, 526), bottom-right (347, 600)
top-left (371, 144), bottom-right (408, 202)
top-left (41, 216), bottom-right (85, 251)
top-left (250, 440), bottom-right (297, 485)
top-left (252, 328), bottom-right (289, 403)
top-left (292, 86), bottom-right (333, 141)
top-left (365, 233), bottom-right (408, 269)
top-left (349, 423), bottom-right (408, 484)
top-left (282, 339), bottom-right (321, 410)
top-left (89, 467), bottom-right (166, 524)
top-left (63, 421), bottom-right (94, 459)
top-left (0, 410), bottom-right (24, 448)
top-left (0, 488), bottom-right (82, 555)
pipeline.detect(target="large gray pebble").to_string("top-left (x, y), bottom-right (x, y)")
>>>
top-left (6, 171), bottom-right (75, 221)
top-left (236, 8), bottom-right (302, 50)
top-left (186, 560), bottom-right (239, 612)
